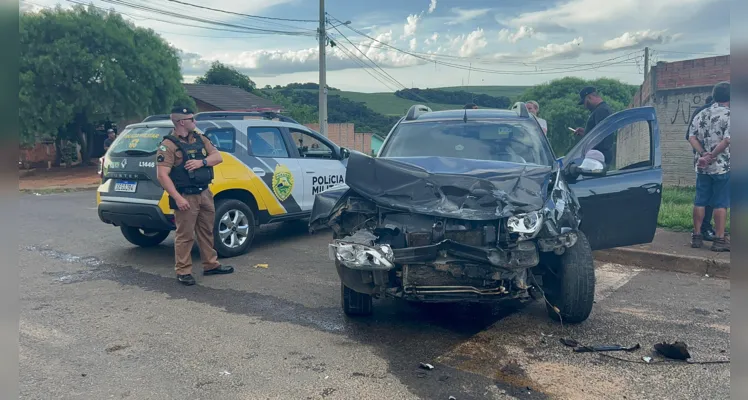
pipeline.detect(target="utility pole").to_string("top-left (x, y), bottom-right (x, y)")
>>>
top-left (644, 47), bottom-right (650, 80)
top-left (318, 0), bottom-right (328, 137)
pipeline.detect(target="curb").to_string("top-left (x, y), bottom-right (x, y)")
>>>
top-left (20, 185), bottom-right (99, 195)
top-left (593, 247), bottom-right (730, 278)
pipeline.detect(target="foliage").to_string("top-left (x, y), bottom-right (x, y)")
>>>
top-left (515, 77), bottom-right (638, 155)
top-left (19, 5), bottom-right (191, 147)
top-left (194, 61), bottom-right (256, 91)
top-left (658, 186), bottom-right (730, 231)
top-left (395, 88), bottom-right (511, 109)
top-left (272, 82), bottom-right (339, 91)
top-left (259, 88), bottom-right (400, 135)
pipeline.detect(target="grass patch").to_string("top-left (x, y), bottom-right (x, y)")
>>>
top-left (658, 186), bottom-right (730, 232)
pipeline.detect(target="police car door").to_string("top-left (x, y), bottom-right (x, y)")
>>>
top-left (288, 128), bottom-right (347, 211)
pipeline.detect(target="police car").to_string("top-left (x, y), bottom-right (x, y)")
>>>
top-left (96, 111), bottom-right (350, 258)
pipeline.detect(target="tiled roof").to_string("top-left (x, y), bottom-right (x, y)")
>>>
top-left (184, 83), bottom-right (282, 110)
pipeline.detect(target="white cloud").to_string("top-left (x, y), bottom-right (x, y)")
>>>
top-left (428, 0), bottom-right (437, 14)
top-left (503, 0), bottom-right (718, 32)
top-left (424, 32), bottom-right (439, 45)
top-left (456, 28), bottom-right (488, 57)
top-left (409, 38), bottom-right (418, 51)
top-left (403, 14), bottom-right (421, 38)
top-left (447, 7), bottom-right (492, 25)
top-left (498, 26), bottom-right (537, 43)
top-left (531, 37), bottom-right (584, 61)
top-left (601, 30), bottom-right (679, 51)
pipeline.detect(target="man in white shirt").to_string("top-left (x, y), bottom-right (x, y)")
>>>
top-left (526, 100), bottom-right (548, 134)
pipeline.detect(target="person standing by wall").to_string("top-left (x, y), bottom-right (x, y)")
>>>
top-left (686, 95), bottom-right (716, 241)
top-left (526, 100), bottom-right (548, 135)
top-left (687, 82), bottom-right (730, 252)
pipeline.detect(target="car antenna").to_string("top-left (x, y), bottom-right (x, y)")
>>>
top-left (463, 109), bottom-right (468, 123)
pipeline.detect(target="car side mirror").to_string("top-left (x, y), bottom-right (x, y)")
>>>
top-left (564, 158), bottom-right (606, 180)
top-left (340, 148), bottom-right (350, 159)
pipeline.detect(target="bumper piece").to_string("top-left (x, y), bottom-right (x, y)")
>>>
top-left (98, 201), bottom-right (174, 231)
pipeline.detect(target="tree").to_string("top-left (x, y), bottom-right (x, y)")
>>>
top-left (515, 77), bottom-right (638, 155)
top-left (20, 5), bottom-right (192, 164)
top-left (194, 61), bottom-right (256, 92)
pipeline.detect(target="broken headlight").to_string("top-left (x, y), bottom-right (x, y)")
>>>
top-left (507, 211), bottom-right (544, 239)
top-left (329, 241), bottom-right (395, 270)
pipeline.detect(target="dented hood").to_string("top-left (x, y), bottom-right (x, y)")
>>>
top-left (343, 151), bottom-right (554, 220)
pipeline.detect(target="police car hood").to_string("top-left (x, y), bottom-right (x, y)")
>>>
top-left (337, 151), bottom-right (553, 220)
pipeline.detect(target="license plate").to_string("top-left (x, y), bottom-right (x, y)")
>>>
top-left (114, 180), bottom-right (137, 193)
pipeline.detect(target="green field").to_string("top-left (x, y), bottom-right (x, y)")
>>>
top-left (267, 85), bottom-right (531, 116)
top-left (658, 186), bottom-right (731, 232)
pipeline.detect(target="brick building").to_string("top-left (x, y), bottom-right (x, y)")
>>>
top-left (183, 83), bottom-right (283, 112)
top-left (629, 55), bottom-right (730, 186)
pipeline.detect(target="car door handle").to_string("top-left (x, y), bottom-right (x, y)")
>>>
top-left (641, 183), bottom-right (660, 194)
top-left (306, 170), bottom-right (316, 174)
top-left (252, 167), bottom-right (266, 177)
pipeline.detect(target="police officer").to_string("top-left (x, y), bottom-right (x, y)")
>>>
top-left (156, 106), bottom-right (234, 286)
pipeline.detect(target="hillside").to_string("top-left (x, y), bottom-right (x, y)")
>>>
top-left (265, 85), bottom-right (530, 116)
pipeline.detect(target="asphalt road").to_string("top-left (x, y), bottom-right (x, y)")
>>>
top-left (19, 191), bottom-right (730, 400)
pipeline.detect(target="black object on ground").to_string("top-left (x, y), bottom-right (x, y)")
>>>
top-left (654, 341), bottom-right (691, 360)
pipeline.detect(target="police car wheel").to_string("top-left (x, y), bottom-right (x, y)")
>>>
top-left (120, 226), bottom-right (170, 247)
top-left (214, 199), bottom-right (256, 258)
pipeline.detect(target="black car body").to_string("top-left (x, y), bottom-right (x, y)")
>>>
top-left (309, 103), bottom-right (662, 323)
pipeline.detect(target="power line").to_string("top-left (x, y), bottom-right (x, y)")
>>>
top-left (327, 13), bottom-right (641, 76)
top-left (163, 0), bottom-right (318, 23)
top-left (98, 0), bottom-right (317, 36)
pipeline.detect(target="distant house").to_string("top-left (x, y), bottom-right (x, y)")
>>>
top-left (184, 83), bottom-right (283, 112)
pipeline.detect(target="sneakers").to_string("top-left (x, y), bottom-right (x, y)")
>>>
top-left (204, 265), bottom-right (235, 276)
top-left (711, 236), bottom-right (730, 252)
top-left (691, 233), bottom-right (703, 248)
top-left (177, 274), bottom-right (196, 286)
top-left (701, 229), bottom-right (717, 242)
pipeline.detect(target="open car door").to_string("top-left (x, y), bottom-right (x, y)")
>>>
top-left (563, 106), bottom-right (662, 251)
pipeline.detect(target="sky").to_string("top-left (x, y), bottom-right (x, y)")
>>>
top-left (21, 0), bottom-right (731, 92)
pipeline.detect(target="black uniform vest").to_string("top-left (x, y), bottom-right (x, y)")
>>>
top-left (163, 133), bottom-right (214, 194)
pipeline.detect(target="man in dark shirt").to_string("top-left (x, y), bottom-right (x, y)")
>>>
top-left (103, 129), bottom-right (116, 152)
top-left (686, 95), bottom-right (716, 241)
top-left (573, 86), bottom-right (614, 163)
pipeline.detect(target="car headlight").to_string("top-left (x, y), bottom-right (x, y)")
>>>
top-left (507, 211), bottom-right (544, 238)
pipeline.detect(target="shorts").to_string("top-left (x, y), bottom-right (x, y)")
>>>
top-left (694, 172), bottom-right (730, 209)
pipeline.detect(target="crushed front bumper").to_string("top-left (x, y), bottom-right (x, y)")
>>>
top-left (329, 238), bottom-right (539, 271)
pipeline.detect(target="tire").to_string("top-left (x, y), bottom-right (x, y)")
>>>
top-left (213, 199), bottom-right (256, 258)
top-left (120, 226), bottom-right (170, 247)
top-left (342, 283), bottom-right (373, 316)
top-left (544, 231), bottom-right (595, 324)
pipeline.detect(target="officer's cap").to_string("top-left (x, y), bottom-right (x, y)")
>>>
top-left (171, 106), bottom-right (195, 115)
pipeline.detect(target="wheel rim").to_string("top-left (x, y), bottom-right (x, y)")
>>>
top-left (218, 209), bottom-right (250, 249)
top-left (139, 229), bottom-right (163, 237)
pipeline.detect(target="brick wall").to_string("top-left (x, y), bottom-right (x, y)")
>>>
top-left (304, 123), bottom-right (371, 154)
top-left (655, 56), bottom-right (730, 90)
top-left (19, 141), bottom-right (56, 168)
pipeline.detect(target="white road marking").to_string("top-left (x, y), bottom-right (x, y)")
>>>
top-left (594, 263), bottom-right (643, 302)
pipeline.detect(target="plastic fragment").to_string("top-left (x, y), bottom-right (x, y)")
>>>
top-left (420, 363), bottom-right (434, 370)
top-left (254, 263), bottom-right (268, 269)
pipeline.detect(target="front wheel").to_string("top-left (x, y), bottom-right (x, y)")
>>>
top-left (342, 283), bottom-right (373, 316)
top-left (544, 231), bottom-right (596, 324)
top-left (120, 226), bottom-right (170, 247)
top-left (213, 199), bottom-right (256, 258)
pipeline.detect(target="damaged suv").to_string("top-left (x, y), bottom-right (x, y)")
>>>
top-left (310, 103), bottom-right (662, 323)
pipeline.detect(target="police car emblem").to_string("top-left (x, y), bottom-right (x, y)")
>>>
top-left (201, 148), bottom-right (207, 156)
top-left (272, 164), bottom-right (294, 201)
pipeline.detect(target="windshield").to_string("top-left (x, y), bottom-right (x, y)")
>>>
top-left (108, 127), bottom-right (174, 156)
top-left (380, 119), bottom-right (554, 166)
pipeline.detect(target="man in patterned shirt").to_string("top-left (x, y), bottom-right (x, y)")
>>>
top-left (687, 82), bottom-right (730, 251)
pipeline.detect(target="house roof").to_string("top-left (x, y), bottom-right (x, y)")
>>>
top-left (184, 83), bottom-right (282, 111)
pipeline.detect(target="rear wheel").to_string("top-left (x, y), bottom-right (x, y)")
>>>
top-left (214, 199), bottom-right (256, 258)
top-left (120, 226), bottom-right (170, 247)
top-left (543, 231), bottom-right (596, 324)
top-left (341, 283), bottom-right (373, 316)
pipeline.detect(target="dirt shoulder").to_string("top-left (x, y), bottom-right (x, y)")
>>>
top-left (19, 166), bottom-right (100, 192)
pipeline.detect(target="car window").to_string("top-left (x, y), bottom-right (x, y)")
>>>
top-left (289, 129), bottom-right (335, 159)
top-left (582, 120), bottom-right (653, 177)
top-left (204, 128), bottom-right (236, 153)
top-left (108, 127), bottom-right (174, 155)
top-left (380, 120), bottom-right (554, 166)
top-left (247, 127), bottom-right (289, 158)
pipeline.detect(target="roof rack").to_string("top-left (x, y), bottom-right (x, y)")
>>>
top-left (194, 111), bottom-right (300, 124)
top-left (511, 102), bottom-right (530, 118)
top-left (405, 104), bottom-right (432, 121)
top-left (141, 114), bottom-right (170, 122)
